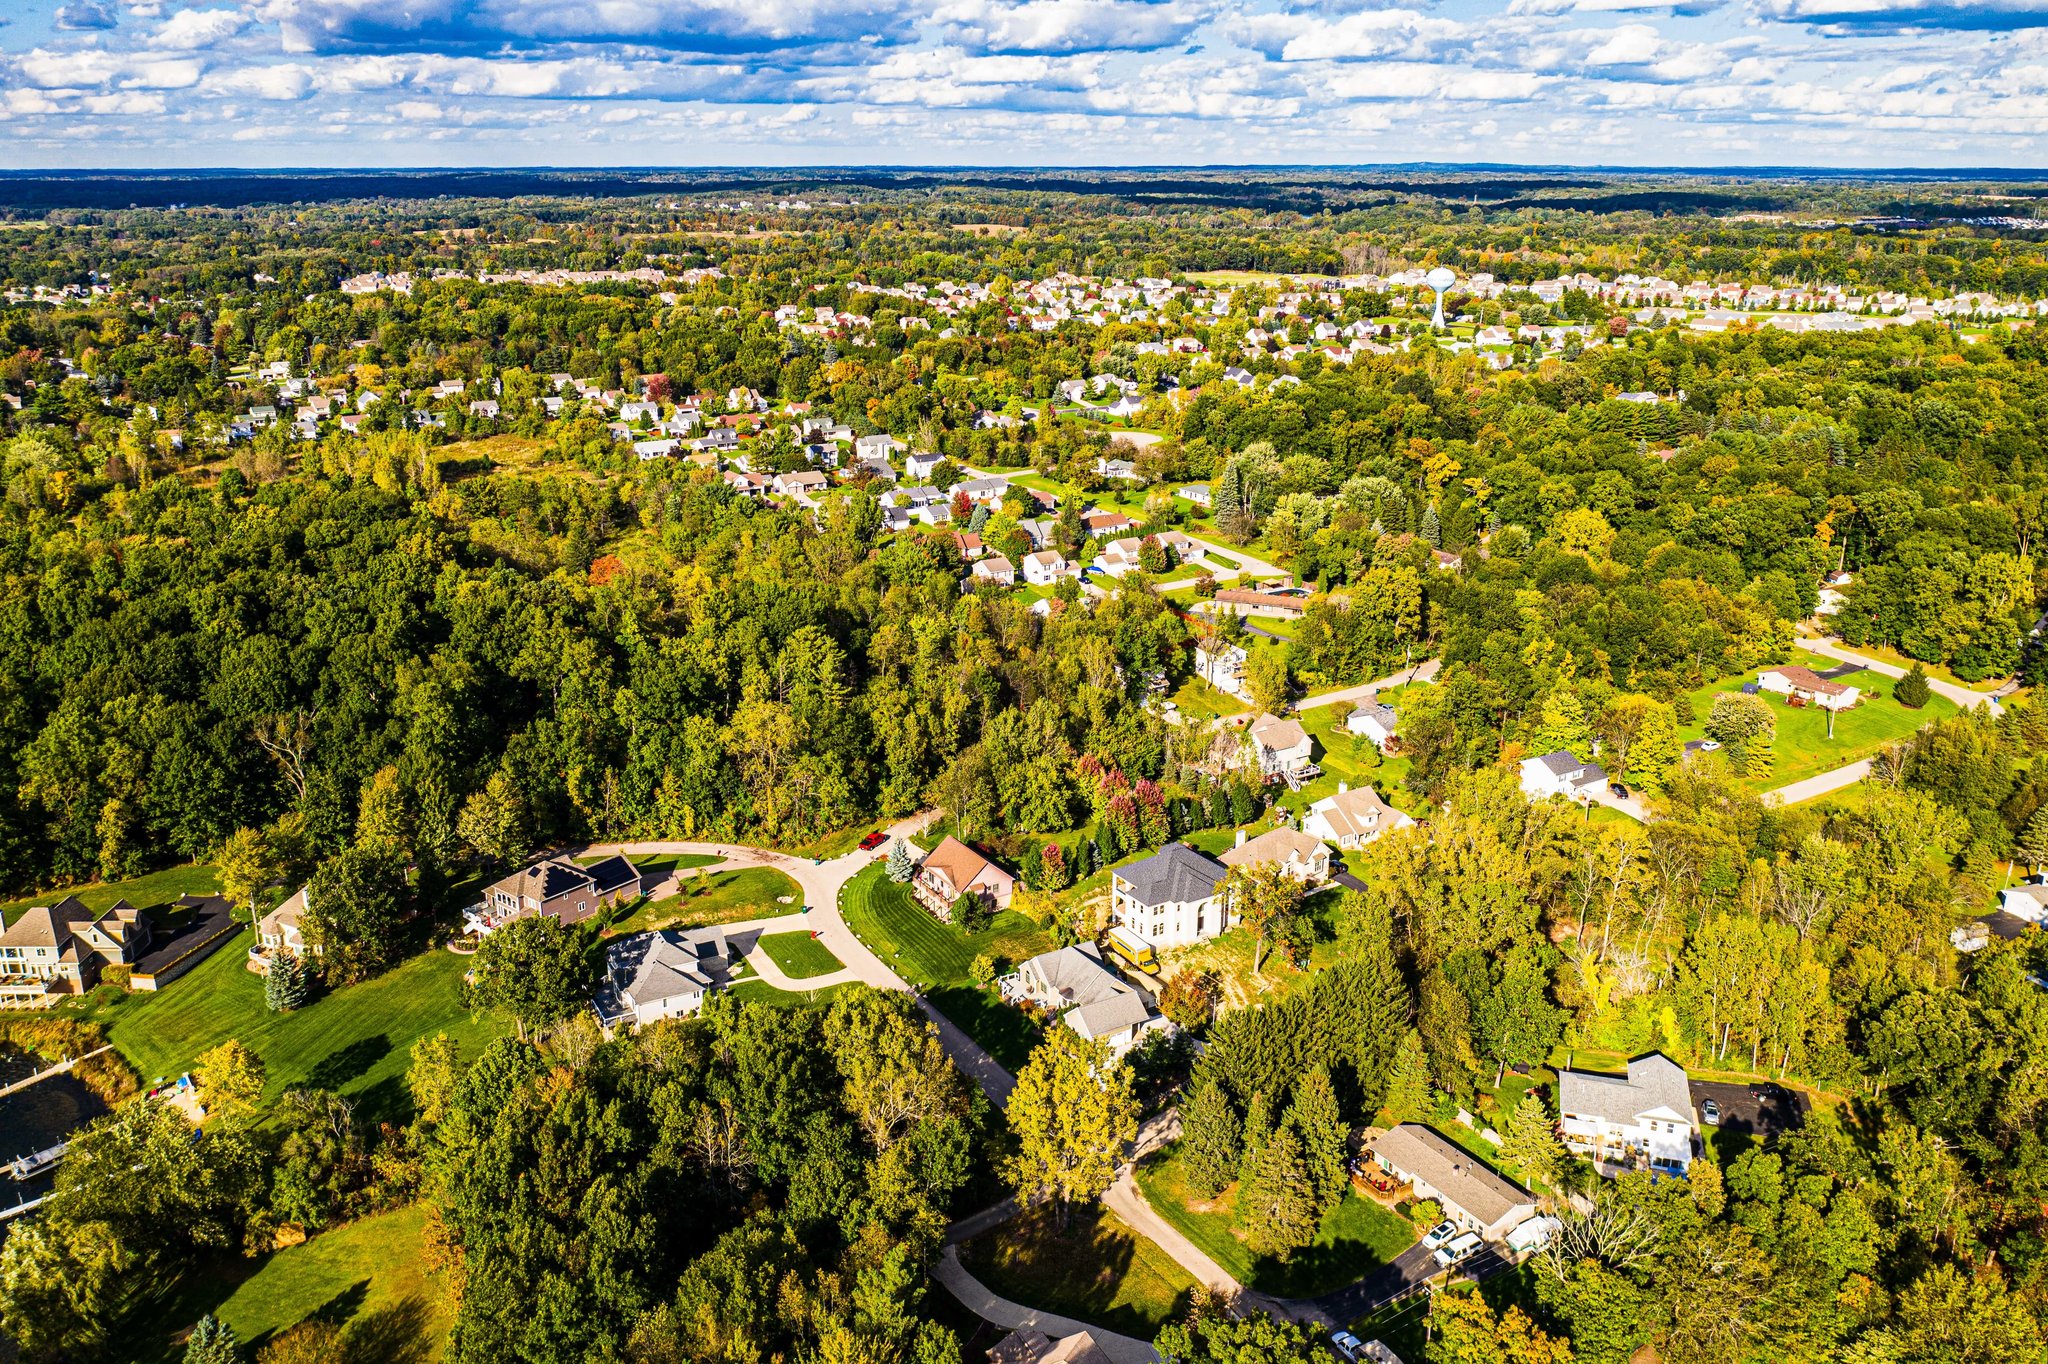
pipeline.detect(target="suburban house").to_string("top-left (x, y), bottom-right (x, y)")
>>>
top-left (1194, 643), bottom-right (1248, 697)
top-left (1345, 696), bottom-right (1399, 751)
top-left (0, 897), bottom-right (154, 1006)
top-left (1757, 665), bottom-right (1860, 711)
top-left (855, 433), bottom-right (902, 462)
top-left (1022, 550), bottom-right (1068, 586)
top-left (970, 554), bottom-right (1017, 586)
top-left (1098, 536), bottom-right (1147, 574)
top-left (1242, 712), bottom-right (1318, 784)
top-left (1816, 571), bottom-right (1854, 616)
top-left (987, 1326), bottom-right (1113, 1364)
top-left (476, 854), bottom-right (644, 931)
top-left (1110, 843), bottom-right (1229, 948)
top-left (1519, 751), bottom-right (1608, 802)
top-left (913, 836), bottom-right (1017, 923)
top-left (1368, 1124), bottom-right (1538, 1242)
top-left (1003, 945), bottom-right (1168, 1060)
top-left (1558, 1052), bottom-right (1698, 1175)
top-left (772, 470), bottom-right (830, 501)
top-left (1302, 783), bottom-right (1414, 850)
top-left (905, 451), bottom-right (944, 479)
top-left (1081, 510), bottom-right (1135, 535)
top-left (252, 885), bottom-right (319, 974)
top-left (2000, 880), bottom-right (2048, 922)
top-left (1219, 826), bottom-right (1330, 883)
top-left (1213, 586), bottom-right (1309, 619)
top-left (592, 926), bottom-right (737, 1027)
top-left (956, 476), bottom-right (1011, 506)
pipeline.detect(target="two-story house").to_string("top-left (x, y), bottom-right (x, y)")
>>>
top-left (1003, 944), bottom-right (1169, 1060)
top-left (912, 837), bottom-right (1016, 923)
top-left (1110, 844), bottom-right (1229, 949)
top-left (477, 855), bottom-right (643, 931)
top-left (592, 926), bottom-right (737, 1027)
top-left (0, 897), bottom-right (152, 1006)
top-left (1243, 713), bottom-right (1317, 784)
top-left (1519, 751), bottom-right (1607, 802)
top-left (1302, 783), bottom-right (1414, 850)
top-left (1558, 1052), bottom-right (1698, 1175)
top-left (252, 885), bottom-right (319, 974)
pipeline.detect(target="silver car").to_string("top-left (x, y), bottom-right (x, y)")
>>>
top-left (1420, 1219), bottom-right (1460, 1251)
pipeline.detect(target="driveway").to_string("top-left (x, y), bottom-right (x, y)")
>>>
top-left (1587, 785), bottom-right (1651, 822)
top-left (1301, 1242), bottom-right (1508, 1326)
top-left (1800, 636), bottom-right (2003, 714)
top-left (1297, 659), bottom-right (1442, 712)
top-left (1693, 1080), bottom-right (1807, 1143)
top-left (1763, 759), bottom-right (1871, 807)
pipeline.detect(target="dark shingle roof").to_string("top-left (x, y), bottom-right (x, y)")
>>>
top-left (583, 855), bottom-right (641, 897)
top-left (1115, 844), bottom-right (1225, 906)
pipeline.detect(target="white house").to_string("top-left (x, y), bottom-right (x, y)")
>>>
top-left (1816, 571), bottom-right (1854, 617)
top-left (1243, 713), bottom-right (1317, 784)
top-left (2000, 881), bottom-right (2048, 923)
top-left (1219, 826), bottom-right (1330, 884)
top-left (906, 451), bottom-right (944, 480)
top-left (1195, 644), bottom-right (1248, 697)
top-left (1302, 783), bottom-right (1413, 850)
top-left (1110, 844), bottom-right (1230, 949)
top-left (1519, 751), bottom-right (1607, 802)
top-left (971, 554), bottom-right (1017, 587)
top-left (1757, 665), bottom-right (1859, 711)
top-left (1369, 1124), bottom-right (1537, 1242)
top-left (1022, 550), bottom-right (1067, 586)
top-left (1346, 697), bottom-right (1398, 751)
top-left (1003, 945), bottom-right (1169, 1061)
top-left (855, 433), bottom-right (902, 462)
top-left (593, 927), bottom-right (737, 1027)
top-left (1558, 1052), bottom-right (1698, 1175)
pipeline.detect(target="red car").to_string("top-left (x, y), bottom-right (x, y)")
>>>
top-left (858, 830), bottom-right (889, 851)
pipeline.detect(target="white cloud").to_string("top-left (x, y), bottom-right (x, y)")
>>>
top-left (150, 8), bottom-right (250, 48)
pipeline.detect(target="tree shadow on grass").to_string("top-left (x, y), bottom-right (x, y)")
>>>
top-left (307, 1034), bottom-right (391, 1091)
top-left (340, 1292), bottom-right (436, 1364)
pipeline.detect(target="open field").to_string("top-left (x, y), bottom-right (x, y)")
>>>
top-left (1135, 1146), bottom-right (1416, 1299)
top-left (758, 930), bottom-right (844, 979)
top-left (605, 867), bottom-right (804, 934)
top-left (961, 1205), bottom-right (1196, 1339)
top-left (61, 930), bottom-right (505, 1126)
top-left (840, 864), bottom-right (1050, 1071)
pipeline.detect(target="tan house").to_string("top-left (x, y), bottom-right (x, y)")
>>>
top-left (1220, 826), bottom-right (1331, 883)
top-left (1243, 712), bottom-right (1317, 783)
top-left (1369, 1123), bottom-right (1537, 1242)
top-left (913, 836), bottom-right (1016, 923)
top-left (252, 886), bottom-right (318, 974)
top-left (476, 855), bottom-right (643, 931)
top-left (0, 897), bottom-right (152, 1007)
top-left (1302, 782), bottom-right (1414, 849)
top-left (1757, 665), bottom-right (1859, 711)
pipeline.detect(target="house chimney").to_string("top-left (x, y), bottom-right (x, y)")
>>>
top-left (1235, 829), bottom-right (1246, 848)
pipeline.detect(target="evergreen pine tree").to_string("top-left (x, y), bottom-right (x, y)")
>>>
top-left (185, 1314), bottom-right (240, 1364)
top-left (2016, 807), bottom-right (2048, 876)
top-left (264, 951), bottom-right (307, 1011)
top-left (1207, 783), bottom-right (1231, 828)
top-left (1896, 662), bottom-right (1932, 709)
top-left (1179, 1074), bottom-right (1243, 1198)
top-left (1230, 781), bottom-right (1255, 826)
top-left (1420, 502), bottom-right (1442, 548)
top-left (1382, 1030), bottom-right (1435, 1123)
top-left (1238, 1088), bottom-right (1274, 1185)
top-left (1215, 461), bottom-right (1243, 525)
top-left (886, 838), bottom-right (916, 883)
top-left (1238, 1124), bottom-right (1320, 1260)
top-left (1287, 1068), bottom-right (1348, 1216)
top-left (1499, 1090), bottom-right (1565, 1189)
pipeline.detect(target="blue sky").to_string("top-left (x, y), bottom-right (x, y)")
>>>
top-left (0, 0), bottom-right (2044, 168)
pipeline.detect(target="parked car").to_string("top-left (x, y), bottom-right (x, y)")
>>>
top-left (1421, 1219), bottom-right (1460, 1251)
top-left (1700, 740), bottom-right (1722, 751)
top-left (1609, 782), bottom-right (1629, 798)
top-left (1433, 1231), bottom-right (1483, 1269)
top-left (1329, 1330), bottom-right (1365, 1361)
top-left (858, 830), bottom-right (889, 851)
top-left (1702, 1098), bottom-right (1721, 1126)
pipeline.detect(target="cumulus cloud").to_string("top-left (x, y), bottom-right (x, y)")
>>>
top-left (1752, 0), bottom-right (2048, 30)
top-left (934, 0), bottom-right (1213, 52)
top-left (55, 1), bottom-right (122, 30)
top-left (150, 8), bottom-right (251, 47)
top-left (250, 0), bottom-right (919, 53)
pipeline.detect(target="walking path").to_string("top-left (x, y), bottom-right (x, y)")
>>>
top-left (576, 810), bottom-right (1019, 1107)
top-left (932, 1247), bottom-right (1162, 1364)
top-left (1296, 658), bottom-right (1442, 711)
top-left (1800, 635), bottom-right (2004, 714)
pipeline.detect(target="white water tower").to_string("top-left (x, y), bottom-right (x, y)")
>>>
top-left (1425, 266), bottom-right (1456, 331)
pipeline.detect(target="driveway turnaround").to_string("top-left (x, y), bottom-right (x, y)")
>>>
top-left (931, 1246), bottom-right (1162, 1364)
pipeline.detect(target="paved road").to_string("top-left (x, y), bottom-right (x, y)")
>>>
top-left (1800, 635), bottom-right (2004, 714)
top-left (1296, 659), bottom-right (1442, 712)
top-left (577, 811), bottom-right (1019, 1107)
top-left (1301, 1243), bottom-right (1509, 1326)
top-left (1762, 758), bottom-right (1872, 807)
top-left (1181, 533), bottom-right (1284, 581)
top-left (932, 1246), bottom-right (1162, 1364)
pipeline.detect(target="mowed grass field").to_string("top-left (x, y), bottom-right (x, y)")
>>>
top-left (1135, 1146), bottom-right (1416, 1299)
top-left (961, 1205), bottom-right (1195, 1339)
top-left (1679, 650), bottom-right (1958, 792)
top-left (606, 866), bottom-right (803, 934)
top-left (758, 930), bottom-right (844, 979)
top-left (61, 929), bottom-right (505, 1125)
top-left (840, 863), bottom-right (1050, 1072)
top-left (1, 863), bottom-right (221, 928)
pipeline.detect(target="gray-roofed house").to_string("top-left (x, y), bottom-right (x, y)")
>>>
top-left (1518, 750), bottom-right (1607, 803)
top-left (593, 926), bottom-right (737, 1027)
top-left (1110, 843), bottom-right (1229, 949)
top-left (1368, 1123), bottom-right (1538, 1242)
top-left (1219, 826), bottom-right (1330, 884)
top-left (0, 896), bottom-right (153, 1007)
top-left (1345, 696), bottom-right (1399, 751)
top-left (1003, 944), bottom-right (1168, 1060)
top-left (478, 854), bottom-right (643, 931)
top-left (1558, 1052), bottom-right (1698, 1175)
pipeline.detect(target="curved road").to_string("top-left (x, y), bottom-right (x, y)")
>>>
top-left (577, 811), bottom-right (1017, 1106)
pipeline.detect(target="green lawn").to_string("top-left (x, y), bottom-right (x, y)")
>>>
top-left (1679, 650), bottom-right (1959, 792)
top-left (128, 1203), bottom-right (452, 1364)
top-left (727, 979), bottom-right (850, 1008)
top-left (2, 863), bottom-right (221, 928)
top-left (757, 930), bottom-right (844, 979)
top-left (840, 864), bottom-right (1052, 1072)
top-left (575, 852), bottom-right (720, 877)
top-left (605, 867), bottom-right (804, 934)
top-left (960, 1205), bottom-right (1196, 1339)
top-left (1136, 1146), bottom-right (1417, 1299)
top-left (1173, 674), bottom-right (1247, 724)
top-left (60, 930), bottom-right (505, 1126)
